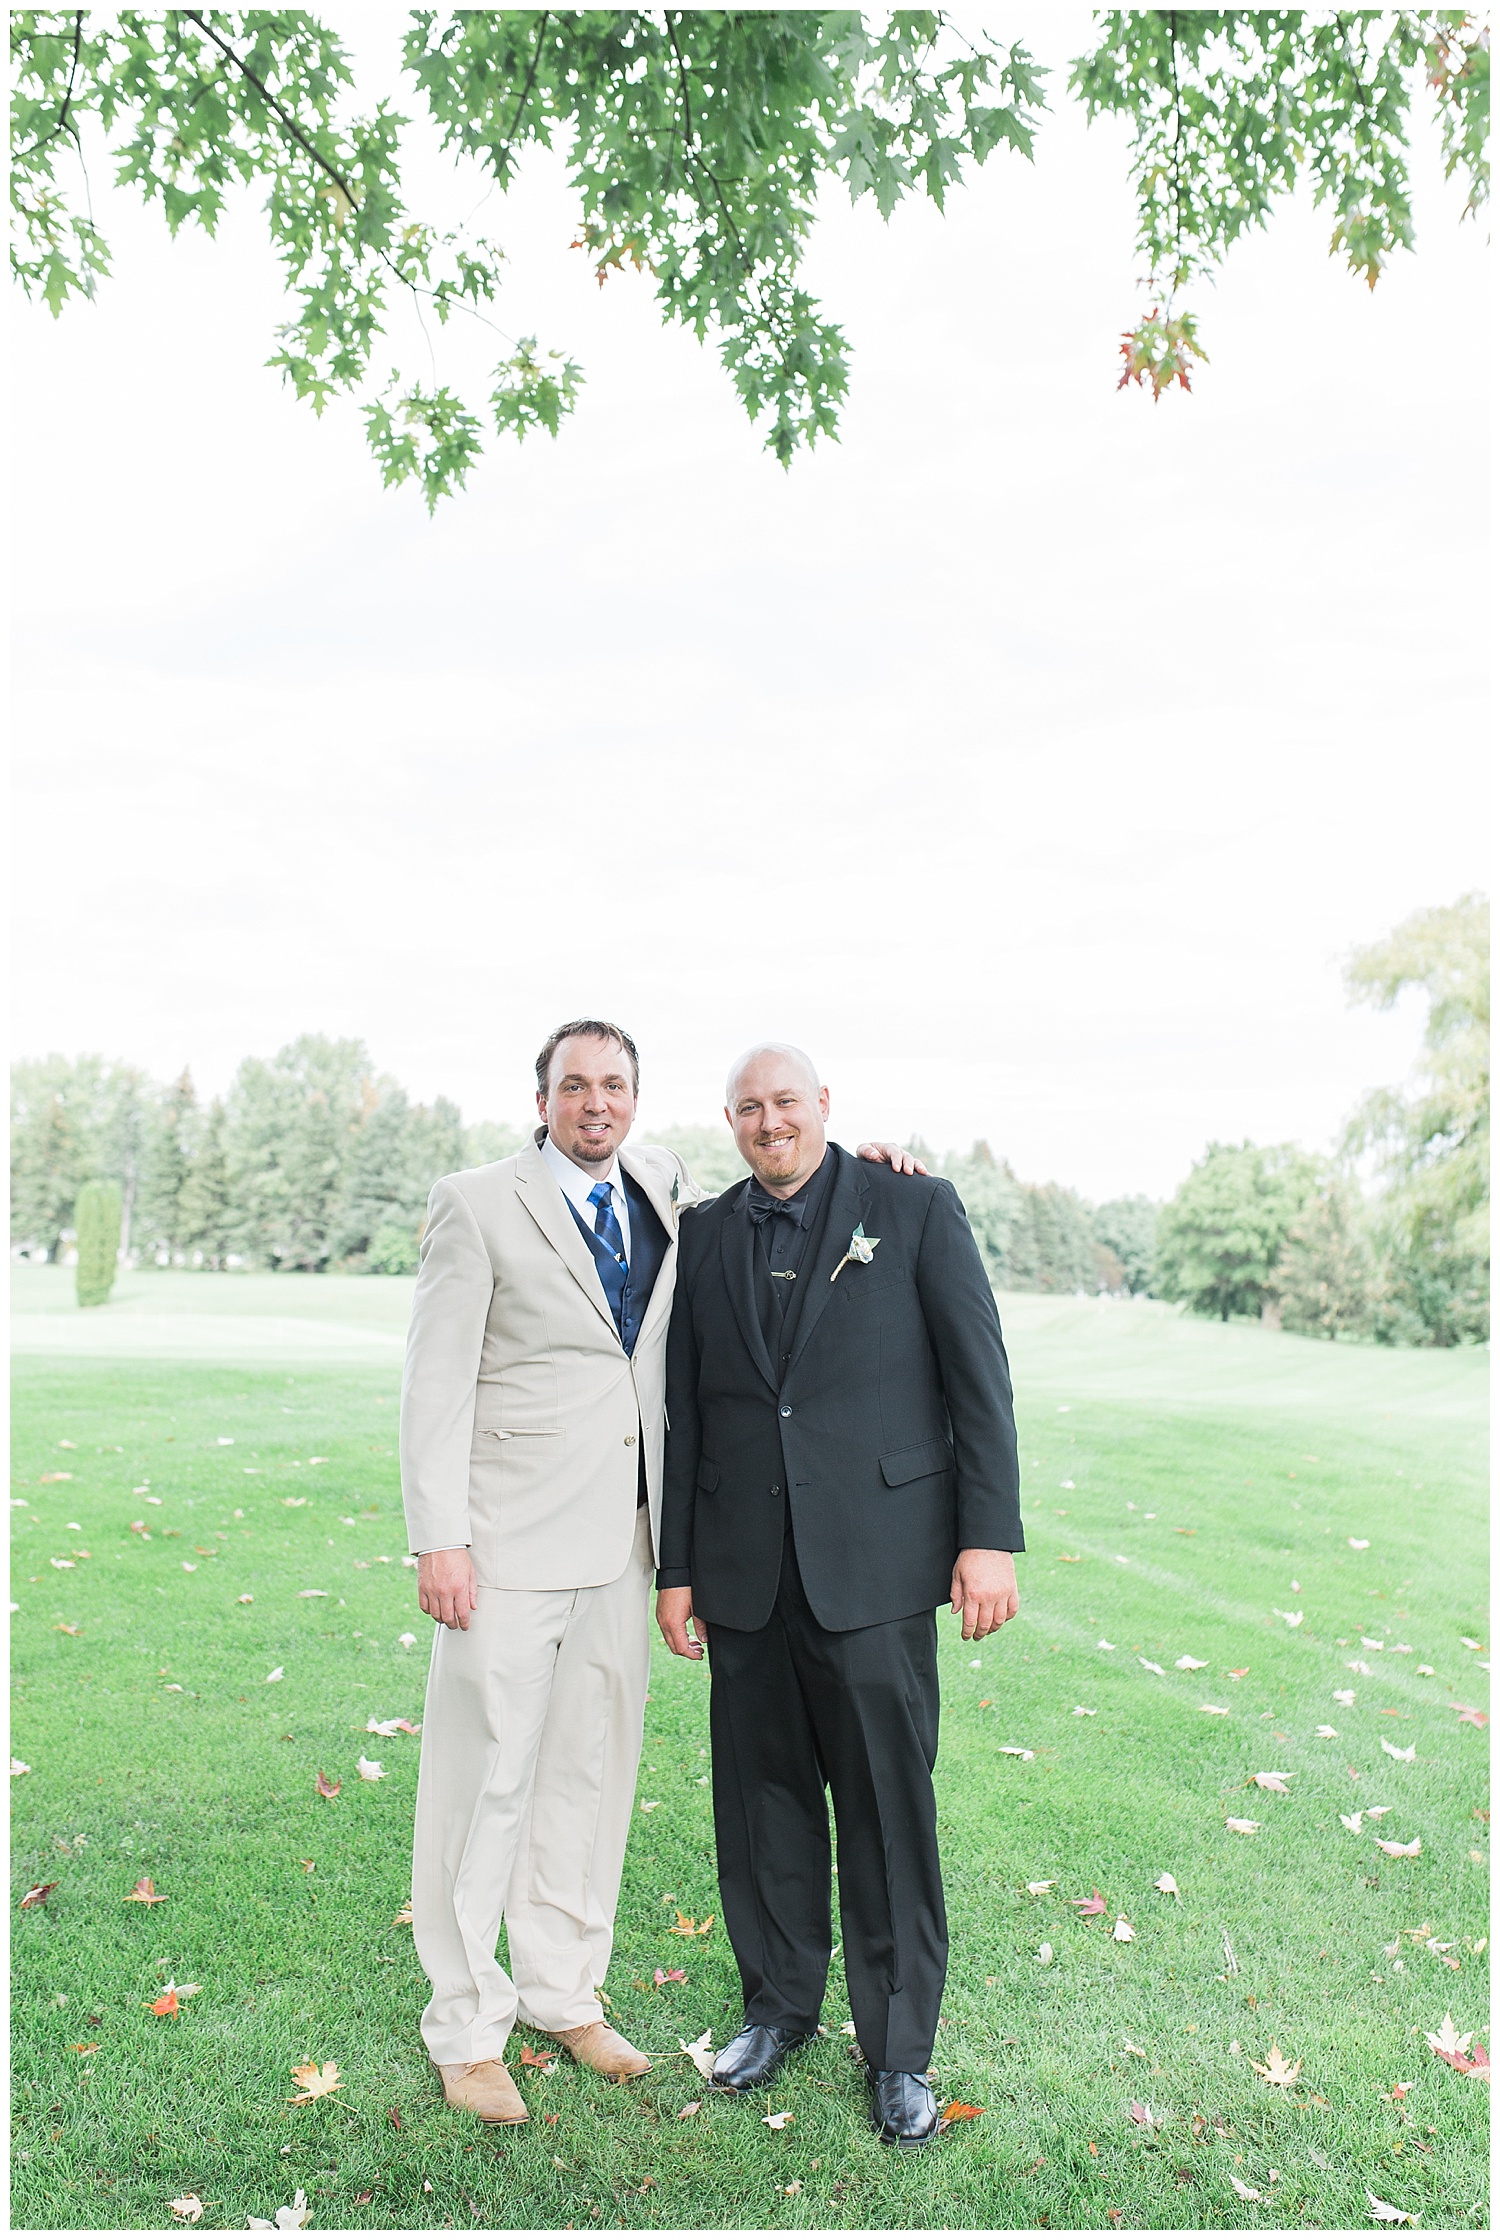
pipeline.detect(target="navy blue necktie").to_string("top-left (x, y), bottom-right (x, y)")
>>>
top-left (588, 1181), bottom-right (628, 1333)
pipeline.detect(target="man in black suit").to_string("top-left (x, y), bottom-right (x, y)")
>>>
top-left (656, 1044), bottom-right (1023, 2146)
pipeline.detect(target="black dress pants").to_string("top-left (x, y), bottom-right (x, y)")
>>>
top-left (706, 1528), bottom-right (947, 2072)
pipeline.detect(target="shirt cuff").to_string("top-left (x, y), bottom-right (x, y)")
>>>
top-left (654, 1567), bottom-right (692, 1591)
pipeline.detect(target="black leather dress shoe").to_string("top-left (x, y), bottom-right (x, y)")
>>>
top-left (710, 2021), bottom-right (814, 2093)
top-left (868, 2067), bottom-right (941, 2145)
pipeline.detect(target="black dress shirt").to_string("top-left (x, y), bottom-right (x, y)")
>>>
top-left (747, 1148), bottom-right (836, 1367)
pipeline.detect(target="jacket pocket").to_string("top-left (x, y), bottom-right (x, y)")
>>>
top-left (478, 1426), bottom-right (562, 1441)
top-left (696, 1457), bottom-right (721, 1492)
top-left (879, 1438), bottom-right (954, 1487)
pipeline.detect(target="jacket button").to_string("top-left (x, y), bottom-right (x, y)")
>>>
top-left (780, 1405), bottom-right (792, 1418)
top-left (770, 1484), bottom-right (781, 1499)
top-left (624, 1433), bottom-right (636, 1446)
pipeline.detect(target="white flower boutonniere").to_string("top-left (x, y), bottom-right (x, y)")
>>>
top-left (830, 1222), bottom-right (880, 1283)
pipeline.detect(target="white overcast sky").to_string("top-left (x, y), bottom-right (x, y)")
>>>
top-left (11, 6), bottom-right (1489, 1201)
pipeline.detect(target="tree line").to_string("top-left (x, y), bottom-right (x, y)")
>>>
top-left (10, 895), bottom-right (1486, 1345)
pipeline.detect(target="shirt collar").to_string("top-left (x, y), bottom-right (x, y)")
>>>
top-left (540, 1130), bottom-right (623, 1213)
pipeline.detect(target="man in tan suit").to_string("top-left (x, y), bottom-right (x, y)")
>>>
top-left (402, 1016), bottom-right (917, 2124)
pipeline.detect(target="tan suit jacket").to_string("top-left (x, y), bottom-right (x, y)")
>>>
top-left (399, 1139), bottom-right (702, 1589)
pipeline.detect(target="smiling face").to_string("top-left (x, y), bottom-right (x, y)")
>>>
top-left (539, 1033), bottom-right (638, 1171)
top-left (726, 1045), bottom-right (830, 1197)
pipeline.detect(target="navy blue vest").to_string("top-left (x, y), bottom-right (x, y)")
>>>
top-left (564, 1167), bottom-right (669, 1357)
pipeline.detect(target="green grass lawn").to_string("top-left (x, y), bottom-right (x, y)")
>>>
top-left (10, 1280), bottom-right (1490, 2231)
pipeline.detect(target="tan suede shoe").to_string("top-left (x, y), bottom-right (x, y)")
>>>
top-left (542, 2020), bottom-right (651, 2079)
top-left (434, 2058), bottom-right (529, 2123)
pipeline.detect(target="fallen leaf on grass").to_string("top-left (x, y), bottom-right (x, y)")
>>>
top-left (1425, 2014), bottom-right (1486, 2071)
top-left (392, 1903), bottom-right (413, 1925)
top-left (1138, 1658), bottom-right (1165, 1675)
top-left (676, 2101), bottom-right (701, 2119)
top-left (670, 1910), bottom-right (715, 1936)
top-left (1375, 1836), bottom-right (1421, 1858)
top-left (1317, 1725), bottom-right (1339, 1738)
top-left (124, 1878), bottom-right (167, 1904)
top-left (1072, 1705), bottom-right (1096, 1716)
top-left (1201, 1704), bottom-right (1230, 1716)
top-left (1348, 1538), bottom-right (1370, 1550)
top-left (264, 1669), bottom-right (284, 1685)
top-left (356, 1756), bottom-right (385, 1782)
top-left (288, 2060), bottom-right (341, 2103)
top-left (1252, 1772), bottom-right (1292, 1793)
top-left (1341, 1813), bottom-right (1365, 1834)
top-left (168, 2194), bottom-right (204, 2222)
top-left (315, 1772), bottom-right (341, 1799)
top-left (1454, 1706), bottom-right (1488, 1729)
top-left (1366, 1806), bottom-right (1394, 1819)
top-left (940, 2102), bottom-right (985, 2122)
top-left (653, 1967), bottom-right (687, 1987)
top-left (1097, 1638), bottom-right (1115, 1650)
top-left (1381, 1739), bottom-right (1416, 1762)
top-left (1027, 1880), bottom-right (1056, 1894)
top-left (1250, 2043), bottom-right (1302, 2087)
top-left (518, 2045), bottom-right (557, 2071)
top-left (1036, 1943), bottom-right (1053, 1964)
top-left (11, 1760), bottom-right (31, 1778)
top-left (1175, 1656), bottom-right (1208, 1670)
top-left (1154, 1874), bottom-right (1180, 1899)
top-left (782, 2178), bottom-right (802, 2195)
top-left (54, 1623), bottom-right (81, 1636)
top-left (72, 2042), bottom-right (100, 2055)
top-left (1366, 2189), bottom-right (1416, 2225)
top-left (296, 1590), bottom-right (327, 1600)
top-left (1275, 1610), bottom-right (1305, 1628)
top-left (1071, 1890), bottom-right (1108, 1916)
top-left (997, 1745), bottom-right (1035, 1759)
top-left (397, 1632), bottom-right (417, 1647)
top-left (1112, 1918), bottom-right (1135, 1942)
top-left (50, 1559), bottom-right (75, 1570)
top-left (1122, 2040), bottom-right (1149, 2059)
top-left (639, 1799), bottom-right (661, 1812)
top-left (1056, 1554), bottom-right (1081, 1563)
top-left (19, 1882), bottom-right (57, 1908)
top-left (237, 1595), bottom-right (253, 1605)
top-left (1229, 2173), bottom-right (1261, 2201)
top-left (679, 2030), bottom-right (714, 2079)
top-left (1128, 2101), bottom-right (1158, 2129)
top-left (763, 2111), bottom-right (793, 2129)
top-left (247, 2188), bottom-right (312, 2230)
top-left (39, 1472), bottom-right (73, 1484)
top-left (1225, 1819), bottom-right (1259, 1835)
top-left (1227, 1668), bottom-right (1249, 1679)
top-left (1459, 1637), bottom-right (1485, 1651)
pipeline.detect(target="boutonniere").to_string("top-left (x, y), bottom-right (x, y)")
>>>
top-left (830, 1222), bottom-right (880, 1283)
top-left (670, 1174), bottom-right (680, 1206)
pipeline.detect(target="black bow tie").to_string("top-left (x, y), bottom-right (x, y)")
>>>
top-left (747, 1183), bottom-right (806, 1228)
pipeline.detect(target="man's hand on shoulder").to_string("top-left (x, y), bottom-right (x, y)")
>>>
top-left (856, 1141), bottom-right (929, 1174)
top-left (657, 1586), bottom-right (707, 1660)
top-left (950, 1549), bottom-right (1019, 1641)
top-left (418, 1547), bottom-right (478, 1631)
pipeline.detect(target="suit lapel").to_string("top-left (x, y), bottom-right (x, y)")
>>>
top-left (719, 1184), bottom-right (780, 1395)
top-left (514, 1143), bottom-right (619, 1338)
top-left (620, 1147), bottom-right (676, 1352)
top-left (783, 1147), bottom-right (870, 1377)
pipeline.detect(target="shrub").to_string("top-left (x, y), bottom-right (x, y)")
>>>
top-left (74, 1179), bottom-right (122, 1308)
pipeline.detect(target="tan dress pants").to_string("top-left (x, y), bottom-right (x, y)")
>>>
top-left (412, 1506), bottom-right (653, 2064)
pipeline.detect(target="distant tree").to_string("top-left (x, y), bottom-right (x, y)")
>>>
top-left (74, 1177), bottom-right (122, 1307)
top-left (11, 1055), bottom-right (90, 1259)
top-left (135, 1067), bottom-right (197, 1262)
top-left (1271, 1179), bottom-right (1373, 1340)
top-left (224, 1034), bottom-right (373, 1269)
top-left (331, 1084), bottom-right (466, 1267)
top-left (1092, 1195), bottom-right (1160, 1294)
top-left (940, 1141), bottom-right (1024, 1287)
top-left (463, 1119), bottom-right (528, 1168)
top-left (1005, 1180), bottom-right (1102, 1295)
top-left (1156, 1140), bottom-right (1321, 1323)
top-left (176, 1095), bottom-right (234, 1268)
top-left (1343, 893), bottom-right (1489, 1345)
top-left (647, 1124), bottom-right (748, 1197)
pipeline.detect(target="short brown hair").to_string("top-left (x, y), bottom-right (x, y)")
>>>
top-left (535, 1018), bottom-right (640, 1097)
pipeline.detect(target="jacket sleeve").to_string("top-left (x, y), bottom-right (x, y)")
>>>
top-left (913, 1179), bottom-right (1025, 1554)
top-left (399, 1177), bottom-right (492, 1554)
top-left (656, 1215), bottom-right (704, 1589)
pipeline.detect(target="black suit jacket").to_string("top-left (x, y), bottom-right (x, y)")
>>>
top-left (659, 1144), bottom-right (1023, 1632)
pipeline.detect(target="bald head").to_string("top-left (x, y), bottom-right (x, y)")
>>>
top-left (725, 1043), bottom-right (830, 1198)
top-left (725, 1041), bottom-right (821, 1106)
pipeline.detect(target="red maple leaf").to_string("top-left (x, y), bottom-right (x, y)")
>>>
top-left (1071, 1890), bottom-right (1108, 1917)
top-left (147, 1988), bottom-right (180, 2017)
top-left (653, 1967), bottom-right (688, 1986)
top-left (315, 1771), bottom-right (341, 1798)
top-left (19, 1881), bottom-right (58, 1909)
top-left (940, 2102), bottom-right (985, 2123)
top-left (1455, 1707), bottom-right (1488, 1729)
top-left (518, 2045), bottom-right (557, 2070)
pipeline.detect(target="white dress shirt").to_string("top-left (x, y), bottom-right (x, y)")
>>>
top-left (540, 1131), bottom-right (633, 1264)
